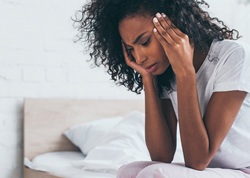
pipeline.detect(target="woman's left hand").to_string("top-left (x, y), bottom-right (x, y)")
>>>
top-left (153, 13), bottom-right (195, 75)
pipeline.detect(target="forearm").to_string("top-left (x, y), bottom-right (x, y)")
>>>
top-left (176, 71), bottom-right (211, 170)
top-left (143, 76), bottom-right (176, 162)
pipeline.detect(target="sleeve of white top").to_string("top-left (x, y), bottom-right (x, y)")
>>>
top-left (214, 45), bottom-right (250, 93)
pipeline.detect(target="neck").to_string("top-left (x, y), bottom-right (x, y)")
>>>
top-left (193, 47), bottom-right (209, 73)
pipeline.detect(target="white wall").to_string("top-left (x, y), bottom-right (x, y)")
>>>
top-left (0, 0), bottom-right (249, 177)
top-left (206, 0), bottom-right (250, 43)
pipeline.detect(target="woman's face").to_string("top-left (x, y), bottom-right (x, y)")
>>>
top-left (118, 14), bottom-right (170, 76)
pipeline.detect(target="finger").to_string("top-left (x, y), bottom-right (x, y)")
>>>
top-left (153, 27), bottom-right (171, 53)
top-left (161, 13), bottom-right (186, 38)
top-left (157, 13), bottom-right (183, 44)
top-left (153, 17), bottom-right (174, 45)
top-left (121, 42), bottom-right (134, 67)
top-left (121, 41), bottom-right (132, 65)
top-left (156, 13), bottom-right (174, 35)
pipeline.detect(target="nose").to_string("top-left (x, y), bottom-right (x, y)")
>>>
top-left (133, 48), bottom-right (147, 65)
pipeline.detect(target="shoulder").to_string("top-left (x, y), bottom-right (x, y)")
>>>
top-left (212, 39), bottom-right (250, 58)
top-left (207, 40), bottom-right (250, 68)
top-left (211, 40), bottom-right (250, 93)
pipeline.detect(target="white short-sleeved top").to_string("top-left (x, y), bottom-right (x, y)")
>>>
top-left (162, 39), bottom-right (250, 169)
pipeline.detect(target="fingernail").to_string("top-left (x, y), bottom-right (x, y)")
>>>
top-left (162, 13), bottom-right (166, 17)
top-left (153, 17), bottom-right (158, 22)
top-left (153, 28), bottom-right (157, 32)
top-left (156, 12), bottom-right (161, 18)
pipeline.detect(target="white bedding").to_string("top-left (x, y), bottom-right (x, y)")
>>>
top-left (24, 111), bottom-right (184, 178)
top-left (24, 151), bottom-right (116, 178)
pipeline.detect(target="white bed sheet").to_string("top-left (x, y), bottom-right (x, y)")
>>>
top-left (24, 151), bottom-right (116, 178)
top-left (24, 150), bottom-right (184, 178)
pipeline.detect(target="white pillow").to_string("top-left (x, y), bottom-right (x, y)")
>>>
top-left (64, 110), bottom-right (183, 171)
top-left (64, 115), bottom-right (123, 155)
top-left (71, 111), bottom-right (151, 171)
top-left (24, 151), bottom-right (85, 172)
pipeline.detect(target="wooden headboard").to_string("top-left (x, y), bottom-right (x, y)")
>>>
top-left (24, 98), bottom-right (144, 160)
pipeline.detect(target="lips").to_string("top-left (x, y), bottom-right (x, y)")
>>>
top-left (146, 63), bottom-right (157, 73)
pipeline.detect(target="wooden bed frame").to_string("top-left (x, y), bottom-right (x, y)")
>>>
top-left (23, 98), bottom-right (144, 178)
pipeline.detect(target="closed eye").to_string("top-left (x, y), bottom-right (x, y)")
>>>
top-left (141, 38), bottom-right (151, 46)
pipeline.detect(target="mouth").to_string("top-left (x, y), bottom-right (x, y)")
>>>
top-left (146, 63), bottom-right (157, 73)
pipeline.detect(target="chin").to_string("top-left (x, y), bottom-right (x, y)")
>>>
top-left (152, 71), bottom-right (164, 76)
top-left (153, 67), bottom-right (168, 76)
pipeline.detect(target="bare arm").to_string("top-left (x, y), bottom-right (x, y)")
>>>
top-left (121, 42), bottom-right (177, 163)
top-left (153, 13), bottom-right (247, 170)
top-left (143, 76), bottom-right (177, 162)
top-left (177, 73), bottom-right (247, 170)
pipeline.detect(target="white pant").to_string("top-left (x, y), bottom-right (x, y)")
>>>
top-left (116, 161), bottom-right (250, 178)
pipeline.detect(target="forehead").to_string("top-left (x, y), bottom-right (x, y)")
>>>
top-left (118, 15), bottom-right (153, 44)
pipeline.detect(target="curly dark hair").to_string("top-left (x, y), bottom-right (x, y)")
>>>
top-left (73, 0), bottom-right (240, 96)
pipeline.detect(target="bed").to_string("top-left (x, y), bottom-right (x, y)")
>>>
top-left (23, 98), bottom-right (149, 178)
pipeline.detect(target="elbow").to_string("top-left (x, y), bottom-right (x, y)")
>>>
top-left (147, 145), bottom-right (176, 163)
top-left (151, 154), bottom-right (175, 163)
top-left (185, 161), bottom-right (208, 171)
top-left (151, 157), bottom-right (173, 164)
top-left (184, 153), bottom-right (211, 171)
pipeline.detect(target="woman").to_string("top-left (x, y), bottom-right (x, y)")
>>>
top-left (74, 0), bottom-right (250, 177)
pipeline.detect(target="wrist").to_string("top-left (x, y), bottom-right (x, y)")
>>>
top-left (142, 74), bottom-right (156, 85)
top-left (142, 75), bottom-right (158, 90)
top-left (175, 67), bottom-right (196, 82)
